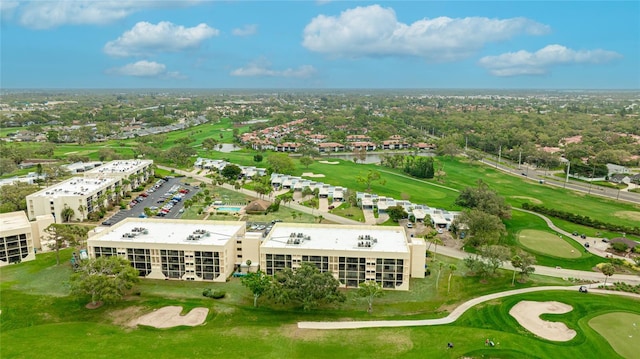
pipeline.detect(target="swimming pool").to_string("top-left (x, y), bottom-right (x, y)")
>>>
top-left (216, 206), bottom-right (242, 212)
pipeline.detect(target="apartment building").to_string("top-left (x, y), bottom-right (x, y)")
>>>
top-left (86, 219), bottom-right (425, 290)
top-left (84, 159), bottom-right (154, 190)
top-left (260, 223), bottom-right (425, 290)
top-left (25, 160), bottom-right (154, 222)
top-left (87, 218), bottom-right (255, 282)
top-left (0, 211), bottom-right (55, 266)
top-left (26, 177), bottom-right (119, 222)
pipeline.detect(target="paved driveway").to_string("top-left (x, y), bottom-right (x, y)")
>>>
top-left (102, 177), bottom-right (198, 225)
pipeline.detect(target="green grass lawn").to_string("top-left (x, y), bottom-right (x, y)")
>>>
top-left (588, 312), bottom-right (640, 359)
top-left (1, 250), bottom-right (638, 359)
top-left (506, 211), bottom-right (606, 271)
top-left (518, 229), bottom-right (582, 259)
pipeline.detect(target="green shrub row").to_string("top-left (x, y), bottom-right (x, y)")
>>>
top-left (521, 203), bottom-right (640, 235)
top-left (599, 282), bottom-right (640, 294)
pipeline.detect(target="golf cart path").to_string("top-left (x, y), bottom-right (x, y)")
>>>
top-left (298, 285), bottom-right (640, 330)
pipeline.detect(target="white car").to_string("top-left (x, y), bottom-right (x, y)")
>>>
top-left (437, 228), bottom-right (444, 234)
top-left (406, 223), bottom-right (413, 228)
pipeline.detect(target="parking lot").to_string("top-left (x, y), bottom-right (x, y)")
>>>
top-left (102, 177), bottom-right (199, 226)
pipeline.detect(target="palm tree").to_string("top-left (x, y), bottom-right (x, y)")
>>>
top-left (601, 263), bottom-right (615, 286)
top-left (61, 205), bottom-right (75, 223)
top-left (77, 204), bottom-right (86, 221)
top-left (435, 261), bottom-right (444, 291)
top-left (426, 236), bottom-right (443, 260)
top-left (447, 264), bottom-right (457, 294)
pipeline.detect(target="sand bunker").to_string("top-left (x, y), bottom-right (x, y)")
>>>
top-left (131, 306), bottom-right (209, 328)
top-left (509, 301), bottom-right (576, 341)
top-left (301, 172), bottom-right (326, 178)
top-left (318, 160), bottom-right (339, 164)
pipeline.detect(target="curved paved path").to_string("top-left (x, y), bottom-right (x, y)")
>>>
top-left (298, 285), bottom-right (640, 330)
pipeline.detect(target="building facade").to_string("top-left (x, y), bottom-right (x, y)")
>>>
top-left (25, 160), bottom-right (154, 222)
top-left (84, 159), bottom-right (154, 191)
top-left (26, 177), bottom-right (120, 222)
top-left (87, 218), bottom-right (249, 282)
top-left (86, 219), bottom-right (425, 290)
top-left (0, 212), bottom-right (43, 266)
top-left (260, 223), bottom-right (425, 290)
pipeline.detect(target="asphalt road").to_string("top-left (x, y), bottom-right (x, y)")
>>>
top-left (480, 158), bottom-right (640, 204)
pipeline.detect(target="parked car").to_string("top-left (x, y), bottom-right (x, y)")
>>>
top-left (602, 238), bottom-right (610, 243)
top-left (406, 223), bottom-right (413, 228)
top-left (584, 242), bottom-right (590, 248)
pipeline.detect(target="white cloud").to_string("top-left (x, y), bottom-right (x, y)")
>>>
top-left (13, 0), bottom-right (202, 29)
top-left (232, 24), bottom-right (258, 37)
top-left (104, 21), bottom-right (219, 57)
top-left (106, 60), bottom-right (184, 79)
top-left (479, 44), bottom-right (622, 76)
top-left (0, 1), bottom-right (19, 20)
top-left (302, 4), bottom-right (550, 62)
top-left (231, 59), bottom-right (316, 78)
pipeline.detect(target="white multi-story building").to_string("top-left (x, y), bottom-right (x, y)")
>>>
top-left (0, 211), bottom-right (53, 266)
top-left (25, 160), bottom-right (154, 222)
top-left (84, 159), bottom-right (154, 190)
top-left (87, 218), bottom-right (255, 282)
top-left (26, 177), bottom-right (119, 222)
top-left (260, 223), bottom-right (425, 290)
top-left (86, 219), bottom-right (426, 290)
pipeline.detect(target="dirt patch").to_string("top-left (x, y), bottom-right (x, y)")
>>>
top-left (85, 301), bottom-right (104, 310)
top-left (509, 301), bottom-right (576, 341)
top-left (615, 211), bottom-right (640, 222)
top-left (510, 196), bottom-right (543, 205)
top-left (376, 331), bottom-right (413, 352)
top-left (301, 172), bottom-right (326, 178)
top-left (129, 306), bottom-right (209, 328)
top-left (110, 306), bottom-right (146, 327)
top-left (281, 324), bottom-right (328, 341)
top-left (318, 160), bottom-right (339, 164)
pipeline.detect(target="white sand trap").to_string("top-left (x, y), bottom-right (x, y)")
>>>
top-left (318, 160), bottom-right (339, 164)
top-left (131, 306), bottom-right (209, 328)
top-left (301, 172), bottom-right (326, 178)
top-left (509, 301), bottom-right (576, 341)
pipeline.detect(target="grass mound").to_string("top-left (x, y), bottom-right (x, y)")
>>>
top-left (517, 229), bottom-right (581, 259)
top-left (589, 312), bottom-right (640, 359)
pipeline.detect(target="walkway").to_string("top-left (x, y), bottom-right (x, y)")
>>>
top-left (298, 285), bottom-right (640, 330)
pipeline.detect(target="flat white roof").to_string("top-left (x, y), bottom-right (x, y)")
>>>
top-left (85, 160), bottom-right (152, 176)
top-left (0, 211), bottom-right (30, 231)
top-left (89, 218), bottom-right (244, 246)
top-left (262, 223), bottom-right (409, 253)
top-left (29, 177), bottom-right (118, 198)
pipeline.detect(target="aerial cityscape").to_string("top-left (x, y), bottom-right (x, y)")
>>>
top-left (1, 1), bottom-right (639, 359)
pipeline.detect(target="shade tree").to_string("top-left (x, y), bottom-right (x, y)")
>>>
top-left (241, 271), bottom-right (272, 307)
top-left (268, 262), bottom-right (345, 311)
top-left (69, 256), bottom-right (139, 307)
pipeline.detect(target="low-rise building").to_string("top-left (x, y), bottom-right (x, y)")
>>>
top-left (86, 219), bottom-right (425, 290)
top-left (26, 177), bottom-right (119, 222)
top-left (0, 211), bottom-right (53, 266)
top-left (261, 223), bottom-right (425, 290)
top-left (84, 159), bottom-right (154, 190)
top-left (87, 218), bottom-right (251, 282)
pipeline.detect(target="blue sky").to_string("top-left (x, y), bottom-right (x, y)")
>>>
top-left (1, 1), bottom-right (638, 89)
